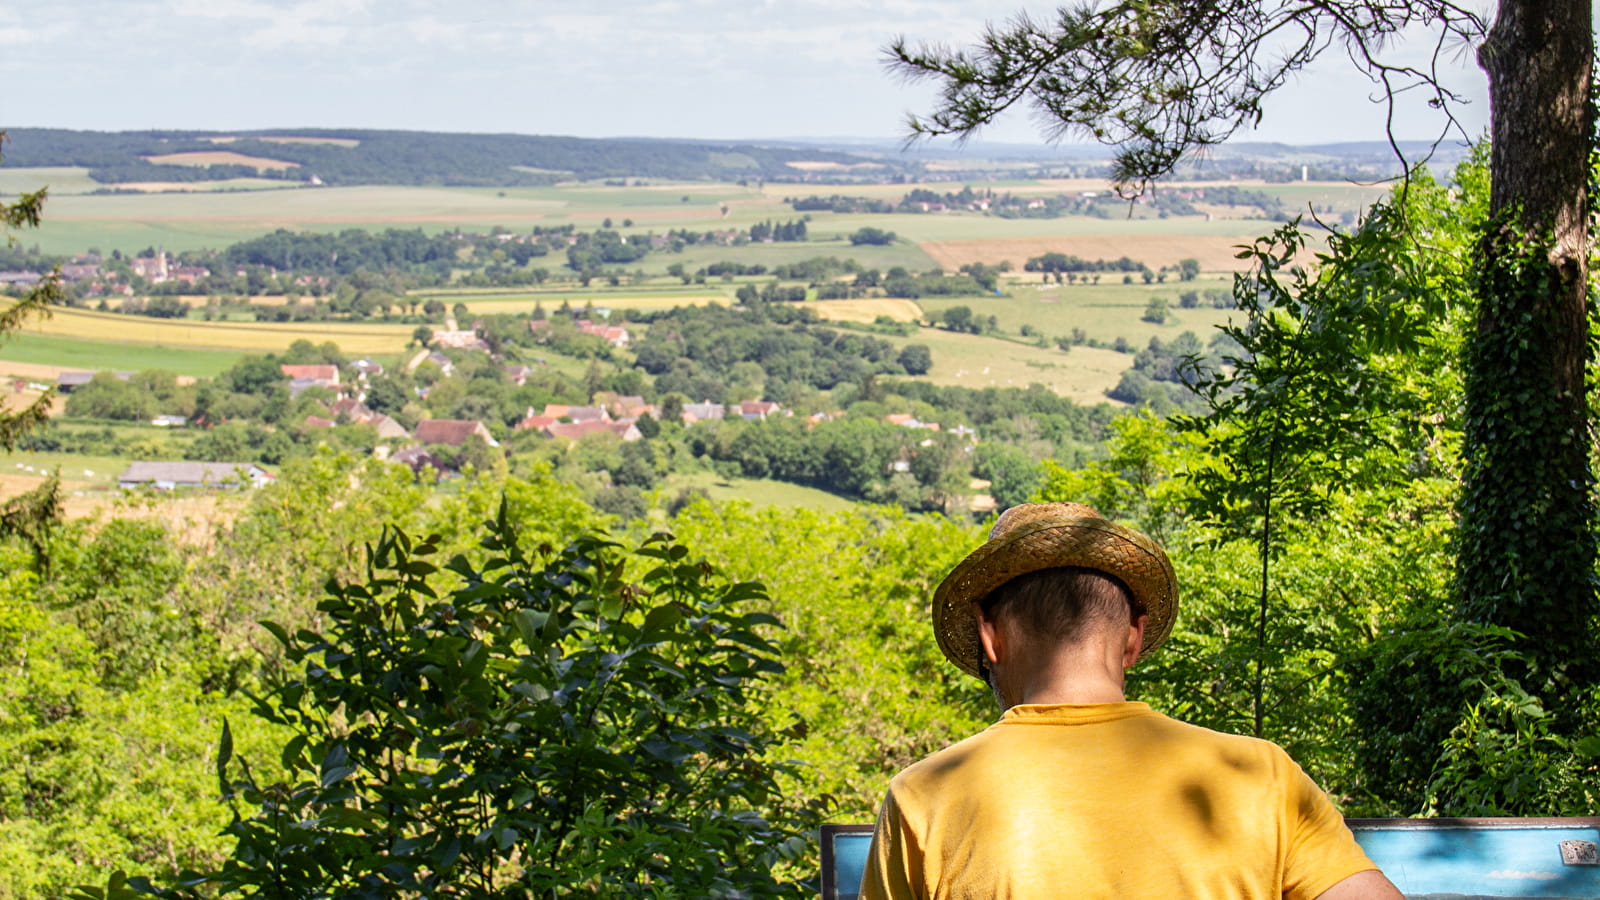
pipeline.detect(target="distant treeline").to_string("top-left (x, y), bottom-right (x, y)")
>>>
top-left (0, 128), bottom-right (888, 186)
top-left (788, 184), bottom-right (1288, 220)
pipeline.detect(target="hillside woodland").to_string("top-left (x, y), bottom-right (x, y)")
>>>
top-left (0, 129), bottom-right (876, 186)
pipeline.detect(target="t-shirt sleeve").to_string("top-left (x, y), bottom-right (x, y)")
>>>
top-left (1281, 760), bottom-right (1380, 900)
top-left (859, 788), bottom-right (925, 900)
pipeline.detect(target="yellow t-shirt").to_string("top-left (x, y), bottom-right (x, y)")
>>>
top-left (860, 702), bottom-right (1376, 900)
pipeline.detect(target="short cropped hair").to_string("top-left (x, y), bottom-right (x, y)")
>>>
top-left (978, 566), bottom-right (1141, 647)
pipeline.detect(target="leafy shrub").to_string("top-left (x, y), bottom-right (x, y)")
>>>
top-left (102, 512), bottom-right (819, 898)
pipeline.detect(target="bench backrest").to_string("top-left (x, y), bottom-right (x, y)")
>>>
top-left (820, 818), bottom-right (1600, 899)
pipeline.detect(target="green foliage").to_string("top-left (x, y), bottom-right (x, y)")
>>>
top-left (0, 536), bottom-right (283, 900)
top-left (134, 517), bottom-right (817, 898)
top-left (897, 344), bottom-right (932, 376)
top-left (64, 373), bottom-right (157, 422)
top-left (971, 444), bottom-right (1041, 510)
top-left (183, 449), bottom-right (432, 651)
top-left (0, 132), bottom-right (65, 563)
top-left (43, 519), bottom-right (191, 687)
top-left (665, 501), bottom-right (986, 818)
top-left (848, 227), bottom-right (896, 246)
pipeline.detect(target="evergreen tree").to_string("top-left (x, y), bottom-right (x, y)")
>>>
top-left (0, 134), bottom-right (65, 565)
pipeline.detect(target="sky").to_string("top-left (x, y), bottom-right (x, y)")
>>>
top-left (2, 1), bottom-right (1492, 149)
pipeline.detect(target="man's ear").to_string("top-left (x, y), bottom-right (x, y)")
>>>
top-left (1123, 613), bottom-right (1149, 669)
top-left (977, 604), bottom-right (1004, 665)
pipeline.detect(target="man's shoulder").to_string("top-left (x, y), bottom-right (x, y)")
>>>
top-left (1140, 710), bottom-right (1304, 765)
top-left (891, 726), bottom-right (994, 785)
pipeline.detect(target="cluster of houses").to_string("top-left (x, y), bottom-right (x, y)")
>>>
top-left (528, 318), bottom-right (631, 348)
top-left (510, 396), bottom-right (782, 442)
top-left (0, 252), bottom-right (214, 299)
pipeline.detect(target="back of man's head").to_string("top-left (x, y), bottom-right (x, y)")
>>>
top-left (979, 566), bottom-right (1140, 653)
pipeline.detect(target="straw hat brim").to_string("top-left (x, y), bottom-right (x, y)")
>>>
top-left (932, 516), bottom-right (1179, 680)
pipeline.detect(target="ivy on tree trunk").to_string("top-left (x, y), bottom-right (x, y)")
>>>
top-left (1456, 0), bottom-right (1595, 719)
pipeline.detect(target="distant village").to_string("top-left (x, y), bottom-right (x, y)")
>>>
top-left (40, 310), bottom-right (980, 496)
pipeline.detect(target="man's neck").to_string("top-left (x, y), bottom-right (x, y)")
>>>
top-left (1004, 648), bottom-right (1128, 707)
top-left (1012, 672), bottom-right (1127, 706)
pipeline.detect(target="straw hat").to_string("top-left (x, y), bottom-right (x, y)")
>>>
top-left (932, 502), bottom-right (1179, 680)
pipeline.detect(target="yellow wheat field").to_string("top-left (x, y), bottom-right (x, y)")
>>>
top-left (799, 298), bottom-right (924, 324)
top-left (18, 306), bottom-right (413, 355)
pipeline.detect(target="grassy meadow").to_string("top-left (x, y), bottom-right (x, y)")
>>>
top-left (0, 332), bottom-right (245, 377)
top-left (922, 277), bottom-right (1242, 347)
top-left (662, 470), bottom-right (861, 514)
top-left (885, 327), bottom-right (1130, 405)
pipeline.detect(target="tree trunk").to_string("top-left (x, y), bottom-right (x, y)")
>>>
top-left (1458, 0), bottom-right (1594, 698)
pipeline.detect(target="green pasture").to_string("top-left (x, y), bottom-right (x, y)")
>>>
top-left (1256, 182), bottom-right (1389, 216)
top-left (662, 470), bottom-right (861, 514)
top-left (5, 450), bottom-right (135, 489)
top-left (14, 170), bottom-right (1306, 266)
top-left (0, 166), bottom-right (103, 197)
top-left (19, 179), bottom-right (797, 255)
top-left (874, 324), bottom-right (1131, 406)
top-left (921, 278), bottom-right (1242, 348)
top-left (0, 333), bottom-right (243, 377)
top-left (53, 419), bottom-right (196, 447)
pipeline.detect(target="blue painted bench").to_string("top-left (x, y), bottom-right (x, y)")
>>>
top-left (821, 818), bottom-right (1600, 899)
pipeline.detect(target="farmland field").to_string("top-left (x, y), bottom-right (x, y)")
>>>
top-left (7, 167), bottom-right (1329, 263)
top-left (798, 298), bottom-right (923, 324)
top-left (921, 278), bottom-right (1241, 348)
top-left (0, 333), bottom-right (245, 377)
top-left (663, 470), bottom-right (861, 514)
top-left (635, 238), bottom-right (937, 275)
top-left (10, 306), bottom-right (414, 357)
top-left (0, 166), bottom-right (103, 196)
top-left (875, 325), bottom-right (1130, 405)
top-left (0, 170), bottom-right (1356, 402)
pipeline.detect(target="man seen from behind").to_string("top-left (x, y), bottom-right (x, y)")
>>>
top-left (859, 502), bottom-right (1403, 900)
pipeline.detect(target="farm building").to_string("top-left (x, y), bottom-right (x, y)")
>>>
top-left (541, 420), bottom-right (642, 442)
top-left (415, 419), bottom-right (498, 447)
top-left (738, 401), bottom-right (783, 421)
top-left (279, 364), bottom-right (340, 386)
top-left (117, 461), bottom-right (273, 491)
top-left (431, 329), bottom-right (488, 351)
top-left (681, 402), bottom-right (726, 424)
